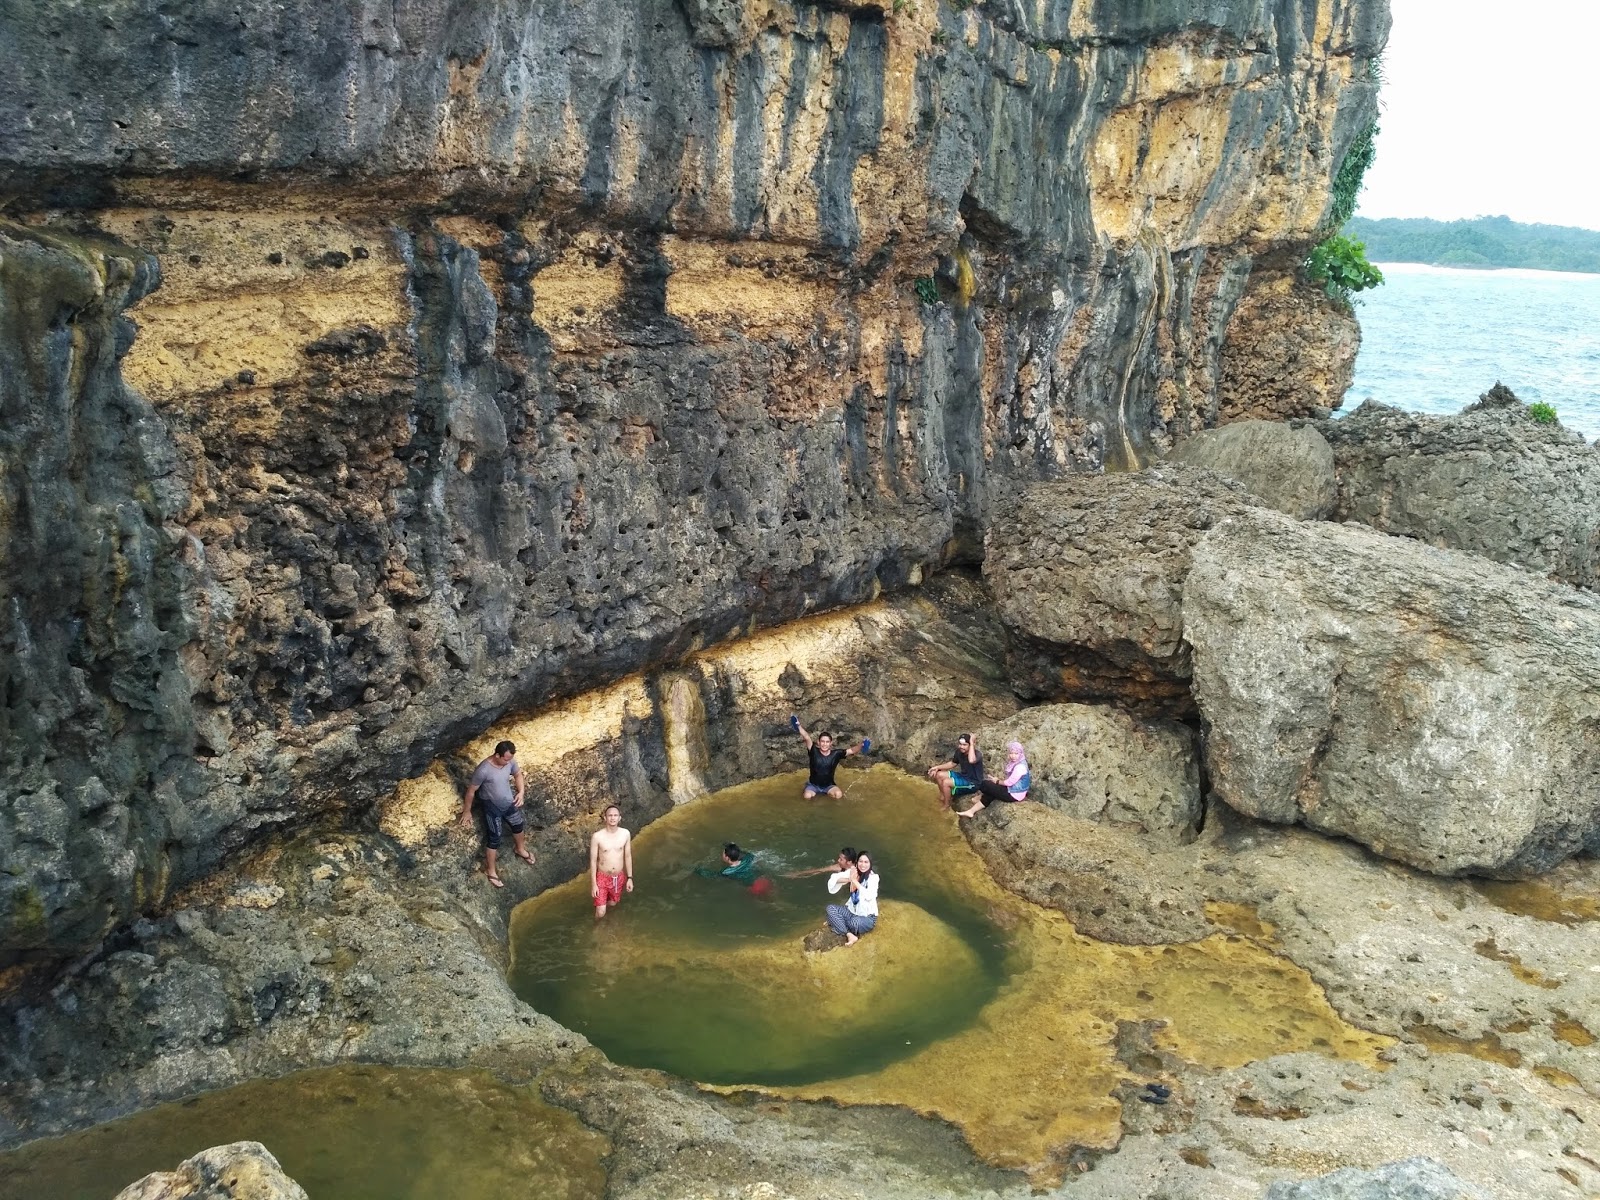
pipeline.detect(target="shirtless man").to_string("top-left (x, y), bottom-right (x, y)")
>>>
top-left (457, 740), bottom-right (533, 888)
top-left (589, 804), bottom-right (634, 919)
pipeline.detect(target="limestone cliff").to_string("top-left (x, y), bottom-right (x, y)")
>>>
top-left (0, 0), bottom-right (1387, 957)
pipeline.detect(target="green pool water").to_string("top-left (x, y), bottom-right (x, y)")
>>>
top-left (0, 1065), bottom-right (608, 1200)
top-left (508, 766), bottom-right (1014, 1086)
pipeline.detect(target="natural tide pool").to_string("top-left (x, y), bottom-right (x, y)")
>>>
top-left (0, 1065), bottom-right (608, 1200)
top-left (513, 766), bottom-right (1395, 1181)
top-left (509, 767), bottom-right (1011, 1085)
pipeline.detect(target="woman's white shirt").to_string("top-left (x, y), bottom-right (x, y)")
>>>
top-left (826, 869), bottom-right (853, 894)
top-left (847, 871), bottom-right (879, 917)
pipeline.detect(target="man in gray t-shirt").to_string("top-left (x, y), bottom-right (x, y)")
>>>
top-left (458, 739), bottom-right (534, 888)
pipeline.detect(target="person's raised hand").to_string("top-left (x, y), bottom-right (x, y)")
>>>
top-left (790, 714), bottom-right (801, 732)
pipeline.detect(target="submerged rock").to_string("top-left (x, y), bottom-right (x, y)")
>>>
top-left (976, 702), bottom-right (1200, 843)
top-left (1169, 418), bottom-right (1337, 520)
top-left (1265, 1156), bottom-right (1486, 1199)
top-left (1320, 395), bottom-right (1600, 589)
top-left (985, 467), bottom-right (1261, 710)
top-left (1184, 511), bottom-right (1600, 876)
top-left (114, 1142), bottom-right (307, 1200)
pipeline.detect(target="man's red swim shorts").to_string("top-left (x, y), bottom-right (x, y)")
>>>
top-left (594, 871), bottom-right (624, 908)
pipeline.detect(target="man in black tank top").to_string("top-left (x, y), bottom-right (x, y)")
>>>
top-left (792, 715), bottom-right (872, 798)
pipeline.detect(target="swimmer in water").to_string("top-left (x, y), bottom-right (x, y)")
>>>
top-left (695, 843), bottom-right (774, 896)
top-left (786, 846), bottom-right (857, 879)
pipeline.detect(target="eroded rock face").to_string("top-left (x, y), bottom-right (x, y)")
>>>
top-left (984, 466), bottom-right (1261, 709)
top-left (1320, 395), bottom-right (1600, 589)
top-left (1215, 263), bottom-right (1362, 422)
top-left (1184, 512), bottom-right (1600, 876)
top-left (976, 702), bottom-right (1200, 842)
top-left (1169, 418), bottom-right (1337, 520)
top-left (0, 0), bottom-right (1387, 958)
top-left (114, 1142), bottom-right (308, 1200)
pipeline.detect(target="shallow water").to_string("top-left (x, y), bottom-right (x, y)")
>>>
top-left (0, 1065), bottom-right (608, 1200)
top-left (509, 768), bottom-right (1011, 1084)
top-left (513, 766), bottom-right (1393, 1181)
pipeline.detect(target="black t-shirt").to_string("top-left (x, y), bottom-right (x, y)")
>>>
top-left (953, 747), bottom-right (984, 783)
top-left (808, 746), bottom-right (848, 788)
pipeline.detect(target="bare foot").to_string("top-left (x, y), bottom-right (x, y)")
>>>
top-left (844, 932), bottom-right (858, 946)
top-left (956, 806), bottom-right (980, 818)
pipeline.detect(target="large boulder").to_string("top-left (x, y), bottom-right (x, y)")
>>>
top-left (962, 803), bottom-right (1211, 944)
top-left (1214, 267), bottom-right (1361, 423)
top-left (115, 1142), bottom-right (308, 1200)
top-left (1184, 511), bottom-right (1600, 876)
top-left (1265, 1157), bottom-right (1485, 1200)
top-left (976, 703), bottom-right (1200, 843)
top-left (1169, 419), bottom-right (1337, 519)
top-left (1319, 392), bottom-right (1600, 590)
top-left (985, 468), bottom-right (1261, 710)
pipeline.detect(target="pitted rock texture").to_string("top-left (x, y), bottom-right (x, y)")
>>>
top-left (962, 802), bottom-right (1212, 944)
top-left (115, 1142), bottom-right (308, 1200)
top-left (1263, 1157), bottom-right (1485, 1199)
top-left (0, 0), bottom-right (1387, 958)
top-left (975, 702), bottom-right (1201, 842)
top-left (984, 466), bottom-right (1261, 710)
top-left (1169, 418), bottom-right (1337, 519)
top-left (1319, 396), bottom-right (1600, 590)
top-left (1184, 511), bottom-right (1600, 876)
top-left (1215, 263), bottom-right (1362, 422)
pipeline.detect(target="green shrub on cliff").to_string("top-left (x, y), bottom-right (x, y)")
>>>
top-left (1528, 402), bottom-right (1559, 425)
top-left (1306, 235), bottom-right (1384, 305)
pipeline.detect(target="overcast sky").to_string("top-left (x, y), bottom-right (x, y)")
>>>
top-left (1355, 0), bottom-right (1600, 231)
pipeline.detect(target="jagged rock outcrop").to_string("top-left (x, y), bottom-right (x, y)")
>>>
top-left (115, 1142), bottom-right (308, 1200)
top-left (1320, 393), bottom-right (1600, 589)
top-left (1214, 262), bottom-right (1362, 422)
top-left (1184, 511), bottom-right (1600, 877)
top-left (984, 466), bottom-right (1261, 710)
top-left (0, 0), bottom-right (1387, 957)
top-left (1169, 418), bottom-right (1337, 519)
top-left (975, 702), bottom-right (1200, 842)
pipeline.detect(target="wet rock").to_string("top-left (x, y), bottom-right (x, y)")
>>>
top-left (1318, 395), bottom-right (1600, 589)
top-left (114, 1141), bottom-right (307, 1200)
top-left (962, 803), bottom-right (1210, 944)
top-left (976, 703), bottom-right (1201, 843)
top-left (985, 468), bottom-right (1261, 710)
top-left (1169, 419), bottom-right (1337, 520)
top-left (1265, 1156), bottom-right (1486, 1199)
top-left (1184, 511), bottom-right (1600, 875)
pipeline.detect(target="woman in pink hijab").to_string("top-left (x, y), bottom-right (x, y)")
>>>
top-left (955, 740), bottom-right (1030, 817)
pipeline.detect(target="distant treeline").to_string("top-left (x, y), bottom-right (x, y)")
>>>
top-left (1344, 215), bottom-right (1600, 274)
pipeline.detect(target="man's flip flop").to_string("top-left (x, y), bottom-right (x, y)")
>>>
top-left (487, 874), bottom-right (505, 889)
top-left (515, 850), bottom-right (536, 865)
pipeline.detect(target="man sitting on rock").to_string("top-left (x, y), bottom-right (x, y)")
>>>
top-left (927, 733), bottom-right (984, 810)
top-left (791, 715), bottom-right (871, 798)
top-left (457, 739), bottom-right (534, 888)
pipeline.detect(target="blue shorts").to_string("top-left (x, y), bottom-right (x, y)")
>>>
top-left (951, 776), bottom-right (981, 796)
top-left (483, 805), bottom-right (525, 849)
top-left (804, 782), bottom-right (840, 797)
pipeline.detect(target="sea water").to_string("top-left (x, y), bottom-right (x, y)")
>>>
top-left (1345, 263), bottom-right (1600, 439)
